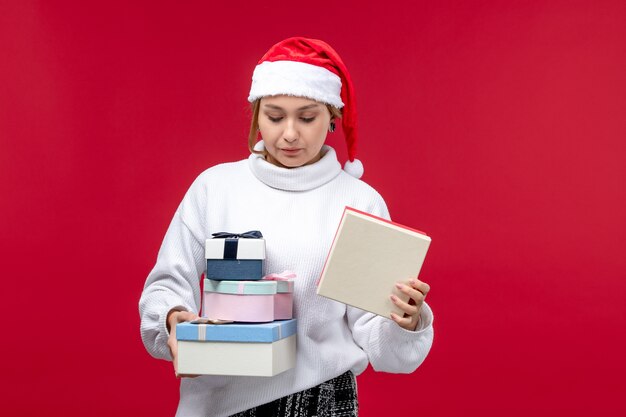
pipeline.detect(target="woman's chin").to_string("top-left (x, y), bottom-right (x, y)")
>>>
top-left (278, 158), bottom-right (306, 168)
top-left (267, 152), bottom-right (319, 169)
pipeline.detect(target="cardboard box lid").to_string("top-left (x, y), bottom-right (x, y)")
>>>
top-left (177, 319), bottom-right (297, 342)
top-left (316, 206), bottom-right (431, 318)
top-left (205, 237), bottom-right (266, 260)
top-left (204, 279), bottom-right (278, 295)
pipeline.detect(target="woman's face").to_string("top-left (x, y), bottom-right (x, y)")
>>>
top-left (258, 95), bottom-right (332, 168)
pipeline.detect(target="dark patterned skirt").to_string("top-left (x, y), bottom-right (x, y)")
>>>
top-left (230, 371), bottom-right (358, 417)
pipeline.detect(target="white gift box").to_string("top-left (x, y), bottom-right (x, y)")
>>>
top-left (176, 319), bottom-right (297, 376)
top-left (205, 234), bottom-right (266, 281)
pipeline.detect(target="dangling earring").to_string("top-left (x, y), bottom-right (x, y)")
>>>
top-left (329, 121), bottom-right (336, 132)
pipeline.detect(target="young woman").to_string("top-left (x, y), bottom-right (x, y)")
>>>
top-left (139, 37), bottom-right (434, 417)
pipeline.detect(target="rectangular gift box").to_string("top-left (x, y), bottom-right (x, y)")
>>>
top-left (203, 279), bottom-right (294, 322)
top-left (205, 236), bottom-right (266, 281)
top-left (176, 319), bottom-right (297, 377)
top-left (317, 207), bottom-right (431, 318)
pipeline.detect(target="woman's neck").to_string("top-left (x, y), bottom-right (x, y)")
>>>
top-left (248, 141), bottom-right (342, 191)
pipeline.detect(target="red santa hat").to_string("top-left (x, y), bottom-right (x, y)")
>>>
top-left (248, 37), bottom-right (364, 179)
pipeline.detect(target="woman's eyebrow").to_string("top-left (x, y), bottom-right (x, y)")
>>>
top-left (263, 104), bottom-right (284, 110)
top-left (297, 104), bottom-right (321, 110)
top-left (263, 104), bottom-right (321, 111)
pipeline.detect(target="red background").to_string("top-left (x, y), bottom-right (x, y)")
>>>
top-left (1, 1), bottom-right (625, 416)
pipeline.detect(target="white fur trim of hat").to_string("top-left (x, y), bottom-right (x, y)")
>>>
top-left (248, 61), bottom-right (344, 108)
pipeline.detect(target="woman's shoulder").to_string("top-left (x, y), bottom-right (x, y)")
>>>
top-left (333, 171), bottom-right (390, 218)
top-left (175, 159), bottom-right (251, 226)
top-left (179, 159), bottom-right (249, 202)
top-left (336, 170), bottom-right (385, 198)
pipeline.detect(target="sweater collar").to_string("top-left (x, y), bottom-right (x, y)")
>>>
top-left (247, 140), bottom-right (342, 191)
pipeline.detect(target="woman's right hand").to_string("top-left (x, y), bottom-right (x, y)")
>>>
top-left (166, 309), bottom-right (199, 378)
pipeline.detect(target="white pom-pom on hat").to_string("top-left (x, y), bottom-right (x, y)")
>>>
top-left (343, 158), bottom-right (364, 179)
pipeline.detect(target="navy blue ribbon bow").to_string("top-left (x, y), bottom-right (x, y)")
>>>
top-left (211, 230), bottom-right (263, 259)
top-left (211, 231), bottom-right (263, 239)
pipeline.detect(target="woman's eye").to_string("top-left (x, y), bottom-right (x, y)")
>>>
top-left (268, 116), bottom-right (283, 123)
top-left (300, 117), bottom-right (315, 123)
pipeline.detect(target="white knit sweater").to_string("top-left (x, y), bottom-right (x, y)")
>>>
top-left (139, 143), bottom-right (434, 417)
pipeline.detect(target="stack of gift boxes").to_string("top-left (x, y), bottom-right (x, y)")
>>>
top-left (177, 231), bottom-right (297, 377)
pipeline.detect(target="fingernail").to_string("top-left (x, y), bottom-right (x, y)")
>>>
top-left (395, 283), bottom-right (403, 290)
top-left (390, 295), bottom-right (397, 302)
top-left (410, 279), bottom-right (417, 285)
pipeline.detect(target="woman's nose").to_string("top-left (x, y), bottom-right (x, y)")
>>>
top-left (283, 120), bottom-right (298, 142)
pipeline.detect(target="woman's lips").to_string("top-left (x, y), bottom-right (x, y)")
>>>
top-left (280, 148), bottom-right (302, 155)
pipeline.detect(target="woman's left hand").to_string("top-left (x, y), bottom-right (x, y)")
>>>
top-left (390, 278), bottom-right (431, 331)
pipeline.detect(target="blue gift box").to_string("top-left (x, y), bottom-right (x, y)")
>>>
top-left (206, 259), bottom-right (263, 281)
top-left (177, 319), bottom-right (297, 342)
top-left (205, 231), bottom-right (266, 281)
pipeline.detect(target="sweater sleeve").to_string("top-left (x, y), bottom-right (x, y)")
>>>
top-left (138, 198), bottom-right (207, 361)
top-left (346, 302), bottom-right (434, 373)
top-left (346, 190), bottom-right (435, 373)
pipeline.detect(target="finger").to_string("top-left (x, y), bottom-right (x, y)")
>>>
top-left (390, 294), bottom-right (419, 317)
top-left (168, 323), bottom-right (179, 360)
top-left (408, 279), bottom-right (430, 296)
top-left (168, 311), bottom-right (198, 331)
top-left (177, 311), bottom-right (199, 323)
top-left (168, 336), bottom-right (178, 359)
top-left (171, 312), bottom-right (199, 378)
top-left (395, 283), bottom-right (425, 305)
top-left (390, 312), bottom-right (416, 330)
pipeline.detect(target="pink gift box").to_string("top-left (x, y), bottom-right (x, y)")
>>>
top-left (274, 281), bottom-right (293, 320)
top-left (203, 279), bottom-right (294, 322)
